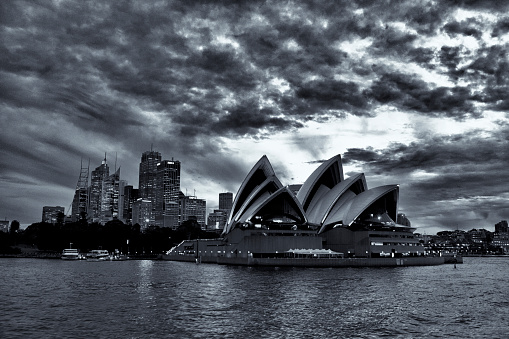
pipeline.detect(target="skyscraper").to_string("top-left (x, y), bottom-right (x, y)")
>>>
top-left (100, 167), bottom-right (120, 224)
top-left (132, 198), bottom-right (152, 230)
top-left (219, 192), bottom-right (233, 211)
top-left (117, 179), bottom-right (128, 222)
top-left (122, 185), bottom-right (139, 225)
top-left (139, 150), bottom-right (162, 203)
top-left (154, 159), bottom-right (181, 228)
top-left (89, 155), bottom-right (109, 222)
top-left (71, 159), bottom-right (89, 222)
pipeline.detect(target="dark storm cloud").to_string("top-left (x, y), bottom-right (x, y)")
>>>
top-left (448, 0), bottom-right (509, 11)
top-left (370, 27), bottom-right (418, 56)
top-left (368, 71), bottom-right (479, 119)
top-left (296, 80), bottom-right (371, 117)
top-left (492, 17), bottom-right (509, 37)
top-left (407, 47), bottom-right (436, 65)
top-left (343, 130), bottom-right (509, 202)
top-left (342, 129), bottom-right (509, 230)
top-left (345, 132), bottom-right (509, 172)
top-left (464, 45), bottom-right (509, 84)
top-left (341, 148), bottom-right (380, 165)
top-left (443, 19), bottom-right (483, 39)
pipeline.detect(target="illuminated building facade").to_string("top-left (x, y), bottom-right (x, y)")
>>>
top-left (179, 193), bottom-right (206, 228)
top-left (139, 150), bottom-right (161, 206)
top-left (89, 156), bottom-right (109, 222)
top-left (100, 168), bottom-right (121, 224)
top-left (132, 198), bottom-right (152, 230)
top-left (154, 160), bottom-right (180, 228)
top-left (42, 206), bottom-right (65, 224)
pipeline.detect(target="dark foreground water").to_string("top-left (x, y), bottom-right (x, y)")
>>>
top-left (1, 257), bottom-right (508, 339)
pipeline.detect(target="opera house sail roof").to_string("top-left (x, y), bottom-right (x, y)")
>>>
top-left (223, 154), bottom-right (406, 235)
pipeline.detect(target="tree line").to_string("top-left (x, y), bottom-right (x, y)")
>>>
top-left (0, 218), bottom-right (220, 256)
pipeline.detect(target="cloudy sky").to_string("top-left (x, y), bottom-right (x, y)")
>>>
top-left (2, 0), bottom-right (509, 234)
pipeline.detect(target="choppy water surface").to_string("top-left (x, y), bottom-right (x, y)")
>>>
top-left (1, 257), bottom-right (508, 338)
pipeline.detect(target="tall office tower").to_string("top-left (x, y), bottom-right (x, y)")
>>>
top-left (42, 206), bottom-right (65, 224)
top-left (214, 192), bottom-right (234, 230)
top-left (71, 159), bottom-right (89, 222)
top-left (219, 192), bottom-right (233, 211)
top-left (154, 159), bottom-right (181, 228)
top-left (139, 150), bottom-right (162, 203)
top-left (100, 168), bottom-right (120, 224)
top-left (89, 155), bottom-right (109, 223)
top-left (132, 198), bottom-right (152, 230)
top-left (179, 192), bottom-right (206, 229)
top-left (122, 185), bottom-right (139, 225)
top-left (116, 179), bottom-right (127, 222)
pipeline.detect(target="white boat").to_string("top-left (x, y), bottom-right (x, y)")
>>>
top-left (61, 248), bottom-right (81, 260)
top-left (86, 249), bottom-right (110, 261)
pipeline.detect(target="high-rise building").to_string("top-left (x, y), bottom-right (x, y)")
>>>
top-left (139, 150), bottom-right (162, 203)
top-left (154, 160), bottom-right (181, 228)
top-left (138, 150), bottom-right (161, 226)
top-left (100, 167), bottom-right (120, 224)
top-left (122, 185), bottom-right (139, 225)
top-left (42, 206), bottom-right (65, 224)
top-left (132, 198), bottom-right (152, 230)
top-left (90, 156), bottom-right (109, 222)
top-left (179, 192), bottom-right (206, 229)
top-left (209, 192), bottom-right (233, 231)
top-left (117, 179), bottom-right (128, 222)
top-left (71, 159), bottom-right (89, 222)
top-left (219, 192), bottom-right (233, 211)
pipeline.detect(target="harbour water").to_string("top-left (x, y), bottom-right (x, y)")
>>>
top-left (1, 257), bottom-right (507, 338)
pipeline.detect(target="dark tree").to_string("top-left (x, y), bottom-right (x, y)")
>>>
top-left (56, 212), bottom-right (65, 226)
top-left (177, 218), bottom-right (201, 240)
top-left (10, 220), bottom-right (20, 234)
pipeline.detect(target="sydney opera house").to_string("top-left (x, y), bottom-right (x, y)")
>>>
top-left (164, 154), bottom-right (444, 266)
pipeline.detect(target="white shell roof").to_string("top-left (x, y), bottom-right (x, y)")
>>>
top-left (226, 155), bottom-right (275, 228)
top-left (225, 175), bottom-right (283, 232)
top-left (323, 184), bottom-right (399, 227)
top-left (222, 154), bottom-right (402, 235)
top-left (237, 186), bottom-right (307, 225)
top-left (296, 154), bottom-right (344, 211)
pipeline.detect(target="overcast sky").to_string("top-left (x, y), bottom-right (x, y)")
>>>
top-left (2, 0), bottom-right (509, 234)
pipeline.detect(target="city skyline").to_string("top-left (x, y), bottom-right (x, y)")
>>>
top-left (2, 1), bottom-right (509, 234)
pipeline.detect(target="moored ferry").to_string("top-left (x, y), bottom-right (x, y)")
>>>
top-left (61, 248), bottom-right (81, 260)
top-left (86, 249), bottom-right (110, 261)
